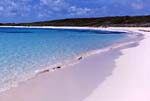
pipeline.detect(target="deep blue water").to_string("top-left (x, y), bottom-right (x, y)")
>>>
top-left (0, 27), bottom-right (127, 92)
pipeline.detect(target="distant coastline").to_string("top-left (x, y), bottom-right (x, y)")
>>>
top-left (0, 15), bottom-right (150, 27)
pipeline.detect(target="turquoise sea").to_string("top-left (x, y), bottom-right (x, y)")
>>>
top-left (0, 27), bottom-right (127, 92)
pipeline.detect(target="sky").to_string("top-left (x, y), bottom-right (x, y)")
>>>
top-left (0, 0), bottom-right (150, 23)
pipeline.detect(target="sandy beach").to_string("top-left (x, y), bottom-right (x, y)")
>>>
top-left (0, 27), bottom-right (149, 101)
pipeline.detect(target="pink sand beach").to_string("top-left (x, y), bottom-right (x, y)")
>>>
top-left (0, 27), bottom-right (149, 101)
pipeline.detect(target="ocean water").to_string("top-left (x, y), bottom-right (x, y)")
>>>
top-left (0, 27), bottom-right (127, 92)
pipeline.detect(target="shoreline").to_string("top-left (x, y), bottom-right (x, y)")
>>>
top-left (0, 26), bottom-right (141, 94)
top-left (0, 27), bottom-right (148, 101)
top-left (35, 30), bottom-right (142, 75)
top-left (0, 26), bottom-right (129, 33)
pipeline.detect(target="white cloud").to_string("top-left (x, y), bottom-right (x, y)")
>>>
top-left (0, 0), bottom-right (31, 17)
top-left (69, 6), bottom-right (92, 16)
top-left (0, 0), bottom-right (94, 21)
top-left (39, 0), bottom-right (69, 12)
top-left (36, 0), bottom-right (93, 18)
top-left (0, 6), bottom-right (4, 11)
top-left (40, 0), bottom-right (65, 5)
top-left (131, 2), bottom-right (144, 10)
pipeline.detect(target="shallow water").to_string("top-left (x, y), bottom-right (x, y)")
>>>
top-left (0, 27), bottom-right (127, 92)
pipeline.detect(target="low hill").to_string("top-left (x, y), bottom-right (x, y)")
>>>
top-left (1, 15), bottom-right (150, 27)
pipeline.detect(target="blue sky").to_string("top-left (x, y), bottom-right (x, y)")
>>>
top-left (0, 0), bottom-right (150, 23)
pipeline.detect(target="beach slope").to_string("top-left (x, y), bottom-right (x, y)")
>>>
top-left (85, 27), bottom-right (150, 101)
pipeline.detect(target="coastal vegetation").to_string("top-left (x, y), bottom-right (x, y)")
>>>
top-left (1, 15), bottom-right (150, 27)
